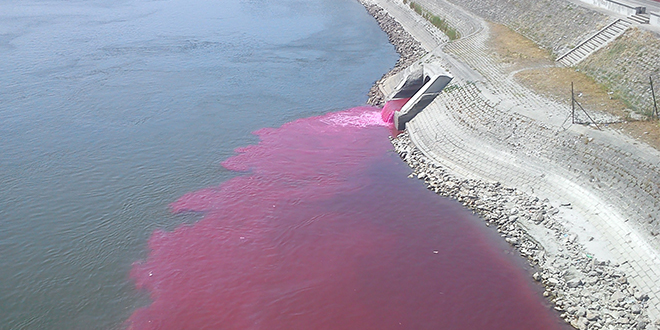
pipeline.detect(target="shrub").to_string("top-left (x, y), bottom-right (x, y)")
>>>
top-left (408, 1), bottom-right (460, 40)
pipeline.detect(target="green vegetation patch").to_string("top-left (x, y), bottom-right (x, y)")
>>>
top-left (403, 0), bottom-right (460, 40)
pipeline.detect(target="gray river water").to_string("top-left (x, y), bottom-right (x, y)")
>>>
top-left (0, 0), bottom-right (398, 328)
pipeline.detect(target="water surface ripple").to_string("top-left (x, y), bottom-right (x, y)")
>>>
top-left (0, 0), bottom-right (397, 328)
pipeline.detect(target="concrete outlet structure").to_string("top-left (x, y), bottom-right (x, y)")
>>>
top-left (388, 64), bottom-right (453, 130)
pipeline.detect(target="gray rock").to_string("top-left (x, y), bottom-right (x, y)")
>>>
top-left (577, 317), bottom-right (589, 330)
top-left (567, 278), bottom-right (582, 288)
top-left (505, 237), bottom-right (519, 245)
top-left (631, 304), bottom-right (642, 314)
top-left (611, 291), bottom-right (625, 302)
top-left (586, 310), bottom-right (599, 321)
top-left (610, 290), bottom-right (626, 301)
top-left (634, 291), bottom-right (649, 301)
top-left (534, 213), bottom-right (545, 223)
top-left (605, 309), bottom-right (619, 318)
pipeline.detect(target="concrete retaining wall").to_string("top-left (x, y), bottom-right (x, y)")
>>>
top-left (580, 0), bottom-right (642, 16)
top-left (578, 0), bottom-right (660, 27)
top-left (652, 12), bottom-right (660, 26)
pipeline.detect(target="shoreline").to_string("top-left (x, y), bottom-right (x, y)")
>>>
top-left (358, 0), bottom-right (427, 106)
top-left (357, 0), bottom-right (660, 328)
top-left (392, 131), bottom-right (650, 329)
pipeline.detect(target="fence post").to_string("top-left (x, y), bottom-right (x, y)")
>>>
top-left (651, 76), bottom-right (658, 119)
top-left (571, 82), bottom-right (575, 124)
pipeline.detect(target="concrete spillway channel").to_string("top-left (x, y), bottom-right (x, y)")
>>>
top-left (388, 64), bottom-right (453, 130)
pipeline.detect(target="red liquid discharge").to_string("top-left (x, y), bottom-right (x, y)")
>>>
top-left (127, 105), bottom-right (569, 330)
top-left (380, 98), bottom-right (410, 123)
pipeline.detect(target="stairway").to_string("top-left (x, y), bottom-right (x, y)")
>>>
top-left (557, 18), bottom-right (632, 67)
top-left (628, 13), bottom-right (650, 24)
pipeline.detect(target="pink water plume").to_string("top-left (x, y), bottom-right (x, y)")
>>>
top-left (380, 98), bottom-right (410, 123)
top-left (127, 106), bottom-right (569, 330)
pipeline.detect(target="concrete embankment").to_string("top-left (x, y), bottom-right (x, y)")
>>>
top-left (359, 0), bottom-right (660, 328)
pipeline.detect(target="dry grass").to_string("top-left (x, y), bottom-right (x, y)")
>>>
top-left (515, 67), bottom-right (630, 119)
top-left (612, 121), bottom-right (660, 149)
top-left (486, 22), bottom-right (660, 150)
top-left (487, 23), bottom-right (553, 70)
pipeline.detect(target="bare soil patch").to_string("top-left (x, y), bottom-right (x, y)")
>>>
top-left (613, 120), bottom-right (660, 149)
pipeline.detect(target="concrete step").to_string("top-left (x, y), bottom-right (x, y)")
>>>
top-left (593, 36), bottom-right (609, 44)
top-left (566, 55), bottom-right (580, 64)
top-left (559, 57), bottom-right (576, 67)
top-left (629, 14), bottom-right (650, 24)
top-left (577, 46), bottom-right (592, 54)
top-left (582, 41), bottom-right (598, 50)
top-left (556, 18), bottom-right (631, 67)
top-left (612, 20), bottom-right (631, 30)
top-left (563, 56), bottom-right (576, 64)
top-left (576, 44), bottom-right (596, 55)
top-left (608, 26), bottom-right (625, 33)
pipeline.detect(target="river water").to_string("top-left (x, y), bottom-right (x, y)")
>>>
top-left (1, 0), bottom-right (568, 329)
